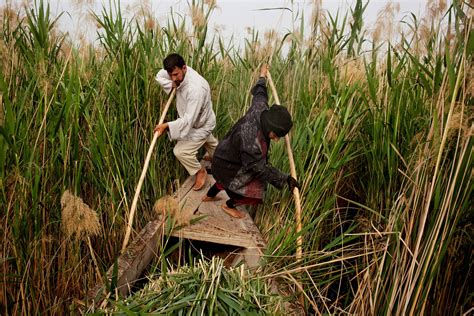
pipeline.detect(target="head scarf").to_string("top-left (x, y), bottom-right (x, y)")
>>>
top-left (260, 104), bottom-right (293, 137)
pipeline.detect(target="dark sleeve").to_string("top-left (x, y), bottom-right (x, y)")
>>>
top-left (253, 161), bottom-right (288, 190)
top-left (248, 77), bottom-right (269, 113)
top-left (239, 129), bottom-right (287, 190)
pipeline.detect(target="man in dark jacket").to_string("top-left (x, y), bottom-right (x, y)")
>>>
top-left (202, 64), bottom-right (300, 218)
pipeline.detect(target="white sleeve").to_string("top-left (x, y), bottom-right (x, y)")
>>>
top-left (155, 69), bottom-right (173, 94)
top-left (167, 90), bottom-right (203, 140)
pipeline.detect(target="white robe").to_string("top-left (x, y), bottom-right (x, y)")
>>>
top-left (155, 66), bottom-right (216, 142)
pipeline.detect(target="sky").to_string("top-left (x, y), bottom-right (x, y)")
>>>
top-left (1, 0), bottom-right (430, 47)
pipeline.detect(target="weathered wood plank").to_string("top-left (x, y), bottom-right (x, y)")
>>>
top-left (239, 216), bottom-right (267, 249)
top-left (196, 201), bottom-right (243, 230)
top-left (171, 221), bottom-right (255, 248)
top-left (174, 176), bottom-right (211, 224)
top-left (232, 247), bottom-right (264, 268)
top-left (172, 231), bottom-right (253, 248)
top-left (174, 176), bottom-right (195, 206)
top-left (197, 201), bottom-right (266, 247)
top-left (167, 175), bottom-right (267, 255)
top-left (88, 220), bottom-right (163, 302)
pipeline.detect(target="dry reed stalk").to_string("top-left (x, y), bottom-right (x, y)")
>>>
top-left (190, 4), bottom-right (206, 30)
top-left (0, 93), bottom-right (3, 126)
top-left (204, 0), bottom-right (217, 8)
top-left (266, 70), bottom-right (303, 261)
top-left (372, 1), bottom-right (400, 44)
top-left (337, 57), bottom-right (365, 86)
top-left (310, 0), bottom-right (323, 34)
top-left (127, 0), bottom-right (156, 31)
top-left (122, 88), bottom-right (176, 251)
top-left (73, 0), bottom-right (94, 6)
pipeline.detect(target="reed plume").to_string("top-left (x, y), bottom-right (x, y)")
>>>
top-left (153, 195), bottom-right (194, 225)
top-left (60, 190), bottom-right (103, 285)
top-left (61, 190), bottom-right (100, 241)
top-left (153, 195), bottom-right (179, 218)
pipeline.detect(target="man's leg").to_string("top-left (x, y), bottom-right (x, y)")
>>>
top-left (221, 190), bottom-right (262, 219)
top-left (221, 198), bottom-right (246, 219)
top-left (173, 139), bottom-right (207, 190)
top-left (201, 182), bottom-right (222, 202)
top-left (203, 133), bottom-right (218, 160)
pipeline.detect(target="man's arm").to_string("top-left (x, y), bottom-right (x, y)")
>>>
top-left (155, 69), bottom-right (173, 94)
top-left (242, 154), bottom-right (288, 190)
top-left (249, 64), bottom-right (269, 108)
top-left (154, 122), bottom-right (169, 135)
top-left (239, 128), bottom-right (287, 190)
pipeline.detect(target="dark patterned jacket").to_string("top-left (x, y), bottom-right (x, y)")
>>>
top-left (211, 77), bottom-right (288, 199)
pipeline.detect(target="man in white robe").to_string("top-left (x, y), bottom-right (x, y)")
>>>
top-left (154, 53), bottom-right (218, 190)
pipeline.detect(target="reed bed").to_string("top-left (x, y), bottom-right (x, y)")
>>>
top-left (1, 0), bottom-right (472, 314)
top-left (95, 256), bottom-right (287, 314)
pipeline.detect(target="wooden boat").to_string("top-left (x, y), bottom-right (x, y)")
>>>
top-left (89, 165), bottom-right (267, 299)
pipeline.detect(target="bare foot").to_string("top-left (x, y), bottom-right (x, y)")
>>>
top-left (201, 195), bottom-right (221, 202)
top-left (221, 204), bottom-right (246, 219)
top-left (193, 168), bottom-right (207, 191)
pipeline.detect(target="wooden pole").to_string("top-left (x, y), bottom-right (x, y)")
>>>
top-left (267, 70), bottom-right (305, 307)
top-left (122, 89), bottom-right (176, 251)
top-left (266, 71), bottom-right (303, 261)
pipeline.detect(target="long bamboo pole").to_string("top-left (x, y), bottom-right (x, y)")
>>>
top-left (121, 89), bottom-right (176, 251)
top-left (266, 71), bottom-right (303, 261)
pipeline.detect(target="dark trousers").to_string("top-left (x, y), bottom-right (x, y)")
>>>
top-left (207, 182), bottom-right (262, 209)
